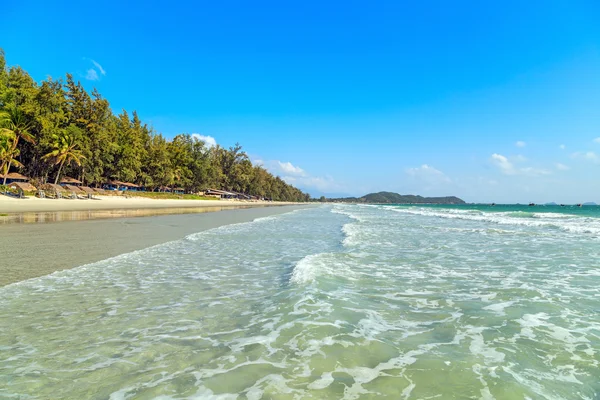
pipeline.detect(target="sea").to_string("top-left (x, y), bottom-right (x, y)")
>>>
top-left (1, 204), bottom-right (599, 399)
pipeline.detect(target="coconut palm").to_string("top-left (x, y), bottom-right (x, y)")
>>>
top-left (0, 106), bottom-right (35, 184)
top-left (1, 147), bottom-right (24, 175)
top-left (0, 130), bottom-right (12, 174)
top-left (42, 130), bottom-right (85, 184)
top-left (0, 133), bottom-right (24, 192)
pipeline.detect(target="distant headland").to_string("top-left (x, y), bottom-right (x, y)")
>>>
top-left (320, 191), bottom-right (466, 204)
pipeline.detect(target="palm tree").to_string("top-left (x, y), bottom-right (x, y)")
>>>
top-left (0, 134), bottom-right (24, 188)
top-left (42, 131), bottom-right (85, 184)
top-left (0, 130), bottom-right (13, 177)
top-left (1, 148), bottom-right (24, 174)
top-left (0, 106), bottom-right (35, 185)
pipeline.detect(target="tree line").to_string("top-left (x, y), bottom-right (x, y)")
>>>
top-left (0, 49), bottom-right (310, 202)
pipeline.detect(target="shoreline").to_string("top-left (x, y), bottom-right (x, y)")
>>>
top-left (0, 205), bottom-right (282, 224)
top-left (0, 194), bottom-right (299, 214)
top-left (0, 204), bottom-right (316, 287)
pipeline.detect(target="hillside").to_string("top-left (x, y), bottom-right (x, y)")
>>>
top-left (329, 191), bottom-right (465, 204)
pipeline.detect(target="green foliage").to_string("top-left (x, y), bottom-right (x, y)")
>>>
top-left (42, 127), bottom-right (85, 184)
top-left (0, 49), bottom-right (310, 202)
top-left (0, 104), bottom-right (34, 184)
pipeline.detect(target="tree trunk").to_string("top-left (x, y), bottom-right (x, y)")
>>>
top-left (54, 160), bottom-right (66, 185)
top-left (2, 157), bottom-right (12, 185)
top-left (3, 136), bottom-right (21, 185)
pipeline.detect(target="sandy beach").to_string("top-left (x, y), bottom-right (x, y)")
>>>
top-left (0, 194), bottom-right (289, 214)
top-left (0, 203), bottom-right (315, 286)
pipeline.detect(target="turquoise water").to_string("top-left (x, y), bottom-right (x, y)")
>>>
top-left (396, 203), bottom-right (600, 219)
top-left (1, 204), bottom-right (600, 399)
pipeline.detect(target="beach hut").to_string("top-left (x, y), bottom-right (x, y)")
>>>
top-left (103, 180), bottom-right (142, 192)
top-left (122, 182), bottom-right (141, 191)
top-left (0, 172), bottom-right (30, 184)
top-left (6, 181), bottom-right (37, 198)
top-left (228, 191), bottom-right (253, 200)
top-left (41, 183), bottom-right (68, 199)
top-left (205, 188), bottom-right (238, 199)
top-left (63, 184), bottom-right (87, 199)
top-left (205, 189), bottom-right (223, 198)
top-left (173, 187), bottom-right (185, 194)
top-left (59, 176), bottom-right (83, 186)
top-left (79, 186), bottom-right (100, 199)
top-left (102, 181), bottom-right (119, 191)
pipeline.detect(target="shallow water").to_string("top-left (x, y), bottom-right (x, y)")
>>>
top-left (1, 205), bottom-right (599, 399)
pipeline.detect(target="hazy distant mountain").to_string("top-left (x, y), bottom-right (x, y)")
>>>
top-left (583, 202), bottom-right (597, 206)
top-left (545, 202), bottom-right (558, 206)
top-left (328, 191), bottom-right (465, 204)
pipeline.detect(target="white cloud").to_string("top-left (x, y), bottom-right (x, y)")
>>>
top-left (85, 69), bottom-right (99, 81)
top-left (555, 163), bottom-right (570, 171)
top-left (593, 137), bottom-right (600, 144)
top-left (515, 141), bottom-right (526, 148)
top-left (571, 151), bottom-right (599, 163)
top-left (520, 167), bottom-right (551, 176)
top-left (406, 164), bottom-right (451, 183)
top-left (191, 133), bottom-right (217, 148)
top-left (277, 161), bottom-right (306, 177)
top-left (559, 144), bottom-right (566, 150)
top-left (490, 153), bottom-right (550, 176)
top-left (262, 160), bottom-right (341, 192)
top-left (490, 153), bottom-right (515, 175)
top-left (91, 60), bottom-right (106, 75)
top-left (83, 58), bottom-right (106, 81)
top-left (282, 175), bottom-right (338, 192)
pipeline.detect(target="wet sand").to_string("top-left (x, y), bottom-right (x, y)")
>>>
top-left (0, 194), bottom-right (286, 213)
top-left (0, 205), bottom-right (315, 286)
top-left (0, 205), bottom-right (262, 224)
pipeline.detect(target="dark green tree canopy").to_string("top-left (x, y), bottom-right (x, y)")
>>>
top-left (0, 49), bottom-right (309, 202)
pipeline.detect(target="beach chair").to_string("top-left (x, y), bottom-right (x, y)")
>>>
top-left (41, 184), bottom-right (65, 199)
top-left (4, 186), bottom-right (26, 198)
top-left (63, 184), bottom-right (87, 199)
top-left (80, 186), bottom-right (99, 200)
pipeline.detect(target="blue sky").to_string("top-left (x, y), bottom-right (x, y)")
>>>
top-left (2, 1), bottom-right (600, 203)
